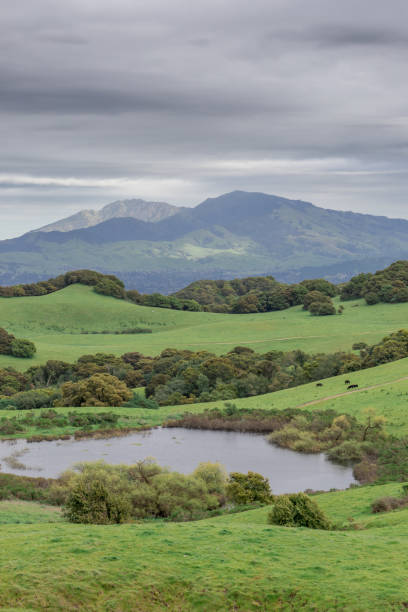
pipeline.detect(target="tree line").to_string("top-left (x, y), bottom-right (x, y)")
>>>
top-left (2, 329), bottom-right (408, 408)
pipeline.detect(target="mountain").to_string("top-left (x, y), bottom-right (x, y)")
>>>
top-left (2, 191), bottom-right (408, 292)
top-left (34, 198), bottom-right (182, 232)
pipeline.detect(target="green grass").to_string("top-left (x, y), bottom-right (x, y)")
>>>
top-left (3, 286), bottom-right (408, 608)
top-left (0, 500), bottom-right (62, 524)
top-left (1, 284), bottom-right (408, 370)
top-left (1, 482), bottom-right (408, 610)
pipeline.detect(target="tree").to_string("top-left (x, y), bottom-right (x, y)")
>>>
top-left (302, 290), bottom-right (331, 311)
top-left (226, 471), bottom-right (273, 505)
top-left (57, 373), bottom-right (132, 407)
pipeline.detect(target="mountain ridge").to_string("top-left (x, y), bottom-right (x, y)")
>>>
top-left (2, 190), bottom-right (408, 292)
top-left (33, 198), bottom-right (184, 233)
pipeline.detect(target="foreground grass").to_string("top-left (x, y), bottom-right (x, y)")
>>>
top-left (2, 284), bottom-right (408, 369)
top-left (1, 482), bottom-right (408, 610)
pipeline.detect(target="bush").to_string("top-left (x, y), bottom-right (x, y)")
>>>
top-left (309, 300), bottom-right (336, 316)
top-left (370, 496), bottom-right (408, 513)
top-left (62, 460), bottom-right (226, 524)
top-left (57, 373), bottom-right (132, 407)
top-left (268, 493), bottom-right (330, 529)
top-left (226, 471), bottom-right (273, 505)
top-left (124, 392), bottom-right (159, 409)
top-left (64, 478), bottom-right (132, 524)
top-left (5, 389), bottom-right (61, 410)
top-left (10, 339), bottom-right (36, 358)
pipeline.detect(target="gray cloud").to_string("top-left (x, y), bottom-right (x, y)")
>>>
top-left (1, 0), bottom-right (408, 238)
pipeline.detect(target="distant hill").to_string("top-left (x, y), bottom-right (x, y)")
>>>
top-left (33, 198), bottom-right (183, 232)
top-left (2, 190), bottom-right (408, 292)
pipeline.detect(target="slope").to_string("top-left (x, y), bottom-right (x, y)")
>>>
top-left (1, 480), bottom-right (408, 610)
top-left (2, 284), bottom-right (408, 370)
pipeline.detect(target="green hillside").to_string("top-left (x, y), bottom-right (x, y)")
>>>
top-left (1, 480), bottom-right (408, 610)
top-left (2, 284), bottom-right (408, 370)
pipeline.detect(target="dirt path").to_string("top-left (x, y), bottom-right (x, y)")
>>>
top-left (298, 375), bottom-right (408, 408)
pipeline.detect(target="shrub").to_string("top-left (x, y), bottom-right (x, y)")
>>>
top-left (326, 440), bottom-right (367, 464)
top-left (309, 300), bottom-right (336, 316)
top-left (226, 471), bottom-right (273, 505)
top-left (193, 462), bottom-right (227, 503)
top-left (10, 339), bottom-right (36, 358)
top-left (57, 373), bottom-right (132, 407)
top-left (6, 388), bottom-right (61, 410)
top-left (62, 460), bottom-right (226, 524)
top-left (268, 493), bottom-right (330, 529)
top-left (124, 392), bottom-right (159, 409)
top-left (64, 478), bottom-right (132, 524)
top-left (371, 496), bottom-right (408, 513)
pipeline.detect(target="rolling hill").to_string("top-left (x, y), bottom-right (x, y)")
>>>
top-left (1, 283), bottom-right (408, 370)
top-left (1, 191), bottom-right (408, 291)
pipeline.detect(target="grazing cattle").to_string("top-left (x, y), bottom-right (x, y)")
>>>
top-left (344, 379), bottom-right (350, 385)
top-left (347, 384), bottom-right (358, 389)
top-left (316, 383), bottom-right (323, 387)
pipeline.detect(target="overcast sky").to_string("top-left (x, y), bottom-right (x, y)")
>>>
top-left (1, 0), bottom-right (408, 238)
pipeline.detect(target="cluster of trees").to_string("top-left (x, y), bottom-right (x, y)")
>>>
top-left (0, 269), bottom-right (125, 298)
top-left (0, 268), bottom-right (340, 316)
top-left (0, 269), bottom-right (202, 311)
top-left (3, 329), bottom-right (408, 407)
top-left (340, 261), bottom-right (408, 305)
top-left (173, 276), bottom-right (338, 314)
top-left (0, 328), bottom-right (36, 359)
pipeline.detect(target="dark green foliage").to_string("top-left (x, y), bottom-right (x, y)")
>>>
top-left (0, 389), bottom-right (60, 410)
top-left (0, 328), bottom-right (15, 354)
top-left (0, 329), bottom-right (36, 359)
top-left (342, 261), bottom-right (408, 306)
top-left (0, 270), bottom-right (124, 298)
top-left (173, 275), bottom-right (335, 314)
top-left (309, 300), bottom-right (336, 316)
top-left (10, 339), bottom-right (36, 358)
top-left (124, 392), bottom-right (159, 409)
top-left (268, 493), bottom-right (331, 529)
top-left (226, 471), bottom-right (273, 505)
top-left (93, 278), bottom-right (125, 299)
top-left (0, 368), bottom-right (30, 396)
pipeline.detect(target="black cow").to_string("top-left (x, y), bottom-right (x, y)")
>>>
top-left (347, 384), bottom-right (358, 389)
top-left (344, 379), bottom-right (350, 385)
top-left (316, 383), bottom-right (323, 387)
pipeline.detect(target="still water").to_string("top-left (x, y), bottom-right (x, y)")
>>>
top-left (0, 427), bottom-right (356, 494)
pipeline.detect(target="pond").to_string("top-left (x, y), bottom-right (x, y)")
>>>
top-left (0, 428), bottom-right (356, 494)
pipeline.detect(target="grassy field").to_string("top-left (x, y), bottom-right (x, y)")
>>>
top-left (1, 284), bottom-right (408, 370)
top-left (1, 482), bottom-right (408, 610)
top-left (3, 285), bottom-right (408, 609)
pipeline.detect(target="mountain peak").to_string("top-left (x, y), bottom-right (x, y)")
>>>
top-left (33, 198), bottom-right (182, 233)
